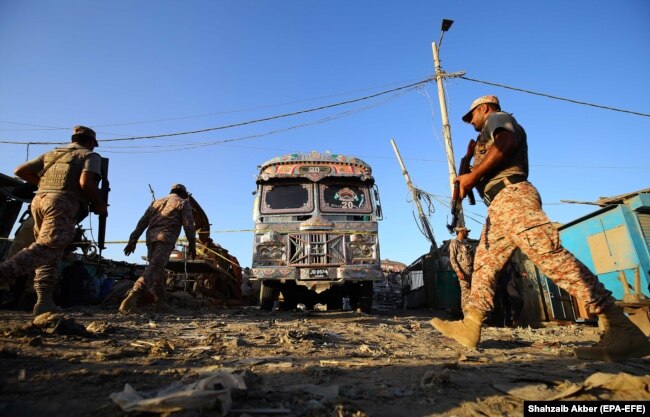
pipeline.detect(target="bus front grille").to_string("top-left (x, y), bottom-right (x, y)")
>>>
top-left (288, 233), bottom-right (345, 266)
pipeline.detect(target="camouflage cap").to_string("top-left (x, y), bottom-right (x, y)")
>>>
top-left (72, 125), bottom-right (99, 147)
top-left (170, 184), bottom-right (187, 194)
top-left (461, 95), bottom-right (500, 123)
top-left (455, 226), bottom-right (470, 233)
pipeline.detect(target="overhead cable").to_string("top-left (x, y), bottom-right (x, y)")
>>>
top-left (0, 77), bottom-right (434, 145)
top-left (0, 77), bottom-right (428, 131)
top-left (460, 76), bottom-right (650, 117)
top-left (99, 90), bottom-right (411, 154)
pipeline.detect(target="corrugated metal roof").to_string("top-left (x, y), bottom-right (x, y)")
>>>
top-left (596, 188), bottom-right (650, 207)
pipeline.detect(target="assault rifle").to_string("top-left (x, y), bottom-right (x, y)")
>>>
top-left (447, 139), bottom-right (476, 234)
top-left (96, 157), bottom-right (110, 257)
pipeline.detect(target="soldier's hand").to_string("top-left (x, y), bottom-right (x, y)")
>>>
top-left (456, 173), bottom-right (477, 200)
top-left (124, 241), bottom-right (136, 256)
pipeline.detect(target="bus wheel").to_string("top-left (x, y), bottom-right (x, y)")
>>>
top-left (259, 282), bottom-right (278, 311)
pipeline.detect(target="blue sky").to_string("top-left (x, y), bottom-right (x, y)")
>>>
top-left (1, 1), bottom-right (648, 268)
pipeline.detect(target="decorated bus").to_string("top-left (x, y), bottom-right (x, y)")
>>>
top-left (251, 151), bottom-right (383, 311)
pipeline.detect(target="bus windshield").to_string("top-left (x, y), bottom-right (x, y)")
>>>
top-left (261, 183), bottom-right (313, 214)
top-left (319, 183), bottom-right (371, 214)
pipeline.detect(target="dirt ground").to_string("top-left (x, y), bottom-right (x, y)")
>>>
top-left (1, 302), bottom-right (649, 417)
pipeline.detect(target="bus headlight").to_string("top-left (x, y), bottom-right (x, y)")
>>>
top-left (348, 234), bottom-right (376, 260)
top-left (350, 244), bottom-right (374, 258)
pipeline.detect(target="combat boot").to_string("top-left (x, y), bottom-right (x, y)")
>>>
top-left (119, 288), bottom-right (146, 315)
top-left (574, 304), bottom-right (650, 362)
top-left (430, 308), bottom-right (486, 348)
top-left (33, 288), bottom-right (62, 316)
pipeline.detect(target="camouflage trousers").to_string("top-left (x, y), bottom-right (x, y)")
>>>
top-left (468, 181), bottom-right (613, 315)
top-left (132, 241), bottom-right (176, 300)
top-left (457, 274), bottom-right (472, 314)
top-left (0, 193), bottom-right (79, 291)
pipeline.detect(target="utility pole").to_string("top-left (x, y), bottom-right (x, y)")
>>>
top-left (390, 138), bottom-right (437, 250)
top-left (431, 19), bottom-right (467, 230)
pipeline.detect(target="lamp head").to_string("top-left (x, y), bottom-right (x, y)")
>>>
top-left (441, 19), bottom-right (454, 32)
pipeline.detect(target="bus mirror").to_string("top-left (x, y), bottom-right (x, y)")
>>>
top-left (373, 185), bottom-right (383, 220)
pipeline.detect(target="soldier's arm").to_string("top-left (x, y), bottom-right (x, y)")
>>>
top-left (456, 129), bottom-right (519, 198)
top-left (181, 202), bottom-right (197, 258)
top-left (14, 161), bottom-right (42, 186)
top-left (124, 205), bottom-right (152, 256)
top-left (80, 171), bottom-right (107, 216)
top-left (128, 206), bottom-right (152, 243)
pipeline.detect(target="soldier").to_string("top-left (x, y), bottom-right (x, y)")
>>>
top-left (448, 226), bottom-right (474, 315)
top-left (431, 95), bottom-right (650, 361)
top-left (0, 126), bottom-right (107, 315)
top-left (119, 184), bottom-right (196, 314)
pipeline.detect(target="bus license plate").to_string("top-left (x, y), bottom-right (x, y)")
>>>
top-left (308, 269), bottom-right (329, 279)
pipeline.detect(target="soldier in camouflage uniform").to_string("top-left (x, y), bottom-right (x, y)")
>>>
top-left (448, 226), bottom-right (474, 315)
top-left (431, 96), bottom-right (650, 361)
top-left (0, 126), bottom-right (107, 316)
top-left (119, 184), bottom-right (197, 314)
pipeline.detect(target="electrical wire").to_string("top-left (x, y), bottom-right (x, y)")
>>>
top-left (94, 90), bottom-right (412, 154)
top-left (460, 76), bottom-right (650, 117)
top-left (0, 77), bottom-right (434, 145)
top-left (0, 76), bottom-right (429, 131)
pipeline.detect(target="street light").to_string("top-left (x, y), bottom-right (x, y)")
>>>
top-left (431, 19), bottom-right (464, 230)
top-left (438, 19), bottom-right (454, 51)
top-left (441, 19), bottom-right (454, 32)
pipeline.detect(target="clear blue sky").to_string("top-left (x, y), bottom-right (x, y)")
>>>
top-left (1, 1), bottom-right (648, 268)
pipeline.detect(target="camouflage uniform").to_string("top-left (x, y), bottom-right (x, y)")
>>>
top-left (448, 238), bottom-right (474, 311)
top-left (467, 112), bottom-right (613, 315)
top-left (432, 96), bottom-right (649, 360)
top-left (0, 143), bottom-right (101, 294)
top-left (128, 193), bottom-right (196, 300)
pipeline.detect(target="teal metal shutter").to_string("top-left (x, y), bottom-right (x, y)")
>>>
top-left (638, 212), bottom-right (650, 249)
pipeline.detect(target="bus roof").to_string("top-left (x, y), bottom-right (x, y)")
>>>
top-left (257, 151), bottom-right (373, 183)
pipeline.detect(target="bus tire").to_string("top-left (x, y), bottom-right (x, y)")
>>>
top-left (259, 282), bottom-right (277, 311)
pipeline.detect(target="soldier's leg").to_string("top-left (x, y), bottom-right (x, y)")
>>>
top-left (506, 183), bottom-right (650, 361)
top-left (122, 243), bottom-right (163, 314)
top-left (458, 277), bottom-right (471, 315)
top-left (132, 243), bottom-right (158, 294)
top-left (29, 194), bottom-right (78, 315)
top-left (146, 242), bottom-right (176, 301)
top-left (465, 224), bottom-right (516, 314)
top-left (505, 184), bottom-right (612, 314)
top-left (2, 195), bottom-right (76, 274)
top-left (432, 207), bottom-right (516, 348)
top-left (33, 257), bottom-right (64, 315)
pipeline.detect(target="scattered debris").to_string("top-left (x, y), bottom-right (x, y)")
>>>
top-left (1, 307), bottom-right (649, 417)
top-left (109, 371), bottom-right (246, 415)
top-left (32, 313), bottom-right (91, 336)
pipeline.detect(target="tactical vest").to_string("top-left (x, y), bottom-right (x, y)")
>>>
top-left (473, 112), bottom-right (528, 196)
top-left (38, 146), bottom-right (95, 201)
